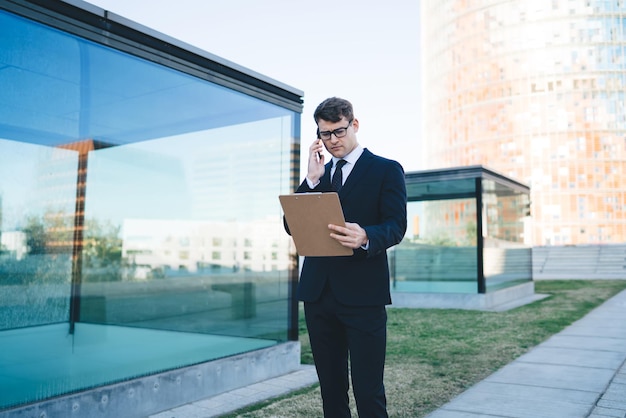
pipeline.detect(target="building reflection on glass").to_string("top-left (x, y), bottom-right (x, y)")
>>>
top-left (0, 5), bottom-right (300, 410)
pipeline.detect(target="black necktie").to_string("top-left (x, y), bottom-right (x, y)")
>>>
top-left (331, 159), bottom-right (347, 192)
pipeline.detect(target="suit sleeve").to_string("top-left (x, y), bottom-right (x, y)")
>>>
top-left (362, 161), bottom-right (407, 257)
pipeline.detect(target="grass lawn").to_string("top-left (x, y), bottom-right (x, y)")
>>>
top-left (222, 280), bottom-right (626, 417)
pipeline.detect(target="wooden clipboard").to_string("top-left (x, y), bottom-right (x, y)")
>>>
top-left (279, 192), bottom-right (353, 257)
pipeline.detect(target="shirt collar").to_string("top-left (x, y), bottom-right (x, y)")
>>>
top-left (332, 144), bottom-right (363, 167)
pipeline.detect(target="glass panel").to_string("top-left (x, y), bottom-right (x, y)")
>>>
top-left (482, 179), bottom-right (532, 291)
top-left (80, 119), bottom-right (293, 339)
top-left (0, 9), bottom-right (297, 409)
top-left (0, 140), bottom-right (76, 329)
top-left (406, 177), bottom-right (476, 200)
top-left (0, 10), bottom-right (287, 147)
top-left (392, 199), bottom-right (478, 294)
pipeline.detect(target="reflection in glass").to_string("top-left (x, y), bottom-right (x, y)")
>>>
top-left (80, 120), bottom-right (294, 340)
top-left (0, 140), bottom-right (76, 329)
top-left (482, 180), bottom-right (532, 291)
top-left (0, 8), bottom-right (298, 410)
top-left (393, 200), bottom-right (478, 293)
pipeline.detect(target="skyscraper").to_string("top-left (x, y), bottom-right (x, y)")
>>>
top-left (421, 0), bottom-right (626, 245)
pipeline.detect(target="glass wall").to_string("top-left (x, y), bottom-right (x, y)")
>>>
top-left (392, 179), bottom-right (478, 293)
top-left (482, 179), bottom-right (532, 292)
top-left (391, 167), bottom-right (531, 294)
top-left (0, 6), bottom-right (299, 410)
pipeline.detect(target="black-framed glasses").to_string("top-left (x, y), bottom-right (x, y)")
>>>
top-left (317, 119), bottom-right (353, 141)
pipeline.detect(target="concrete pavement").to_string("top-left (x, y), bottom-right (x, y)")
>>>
top-left (426, 288), bottom-right (626, 418)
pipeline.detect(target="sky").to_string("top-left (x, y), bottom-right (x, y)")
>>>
top-left (88, 0), bottom-right (423, 174)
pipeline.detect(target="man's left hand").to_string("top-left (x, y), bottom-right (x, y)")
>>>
top-left (328, 222), bottom-right (368, 249)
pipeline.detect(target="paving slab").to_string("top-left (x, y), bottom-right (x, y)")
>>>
top-left (426, 386), bottom-right (592, 418)
top-left (540, 334), bottom-right (626, 352)
top-left (433, 379), bottom-right (599, 418)
top-left (515, 346), bottom-right (626, 369)
top-left (588, 407), bottom-right (626, 418)
top-left (484, 362), bottom-right (616, 392)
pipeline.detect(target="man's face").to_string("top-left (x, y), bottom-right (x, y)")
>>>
top-left (317, 117), bottom-right (359, 159)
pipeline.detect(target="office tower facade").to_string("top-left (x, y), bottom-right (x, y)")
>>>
top-left (421, 0), bottom-right (626, 245)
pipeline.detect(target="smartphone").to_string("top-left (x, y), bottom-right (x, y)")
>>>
top-left (316, 135), bottom-right (322, 159)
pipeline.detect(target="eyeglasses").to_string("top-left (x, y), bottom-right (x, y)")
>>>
top-left (317, 120), bottom-right (353, 141)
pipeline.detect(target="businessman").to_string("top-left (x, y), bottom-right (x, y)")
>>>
top-left (288, 97), bottom-right (407, 417)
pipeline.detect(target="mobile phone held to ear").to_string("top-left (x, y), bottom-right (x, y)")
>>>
top-left (316, 134), bottom-right (322, 160)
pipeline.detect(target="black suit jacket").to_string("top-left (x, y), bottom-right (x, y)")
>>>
top-left (290, 148), bottom-right (407, 306)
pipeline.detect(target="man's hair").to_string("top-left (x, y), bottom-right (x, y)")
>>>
top-left (314, 97), bottom-right (354, 124)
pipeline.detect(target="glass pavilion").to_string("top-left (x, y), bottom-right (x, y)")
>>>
top-left (391, 166), bottom-right (532, 297)
top-left (0, 1), bottom-right (302, 415)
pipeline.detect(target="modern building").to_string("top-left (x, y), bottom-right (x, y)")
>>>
top-left (0, 1), bottom-right (302, 416)
top-left (391, 166), bottom-right (535, 310)
top-left (420, 0), bottom-right (626, 246)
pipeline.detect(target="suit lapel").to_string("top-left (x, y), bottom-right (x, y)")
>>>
top-left (340, 148), bottom-right (374, 197)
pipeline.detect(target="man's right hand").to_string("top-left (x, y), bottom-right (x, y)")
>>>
top-left (306, 139), bottom-right (325, 184)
